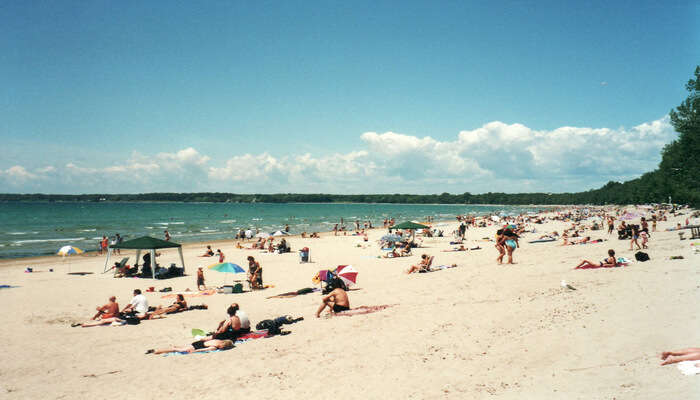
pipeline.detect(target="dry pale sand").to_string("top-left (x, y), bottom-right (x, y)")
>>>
top-left (0, 209), bottom-right (698, 399)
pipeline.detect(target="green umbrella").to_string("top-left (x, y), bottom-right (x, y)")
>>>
top-left (392, 221), bottom-right (430, 230)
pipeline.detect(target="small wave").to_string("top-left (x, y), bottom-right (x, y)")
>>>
top-left (201, 229), bottom-right (219, 233)
top-left (13, 237), bottom-right (86, 245)
top-left (251, 218), bottom-right (263, 221)
top-left (220, 220), bottom-right (236, 223)
top-left (80, 229), bottom-right (97, 232)
top-left (145, 226), bottom-right (154, 229)
top-left (8, 232), bottom-right (31, 235)
top-left (169, 222), bottom-right (184, 225)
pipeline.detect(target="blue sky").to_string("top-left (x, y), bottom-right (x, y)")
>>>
top-left (1, 1), bottom-right (697, 194)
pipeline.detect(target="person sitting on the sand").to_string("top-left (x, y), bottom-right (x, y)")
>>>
top-left (310, 232), bottom-right (320, 238)
top-left (213, 303), bottom-right (251, 340)
top-left (660, 347), bottom-right (700, 366)
top-left (235, 242), bottom-right (243, 249)
top-left (146, 339), bottom-right (234, 355)
top-left (406, 254), bottom-right (433, 274)
top-left (575, 249), bottom-right (617, 269)
top-left (199, 245), bottom-right (215, 257)
top-left (316, 282), bottom-right (350, 317)
top-left (149, 294), bottom-right (188, 317)
top-left (301, 232), bottom-right (307, 238)
top-left (72, 296), bottom-right (122, 327)
top-left (92, 295), bottom-right (120, 320)
top-left (122, 289), bottom-right (149, 320)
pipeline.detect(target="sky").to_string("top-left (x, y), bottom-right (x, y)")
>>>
top-left (1, 1), bottom-right (697, 194)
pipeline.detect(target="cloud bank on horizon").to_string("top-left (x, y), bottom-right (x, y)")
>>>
top-left (0, 117), bottom-right (676, 194)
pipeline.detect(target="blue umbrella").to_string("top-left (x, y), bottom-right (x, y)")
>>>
top-left (381, 234), bottom-right (402, 242)
top-left (207, 262), bottom-right (246, 285)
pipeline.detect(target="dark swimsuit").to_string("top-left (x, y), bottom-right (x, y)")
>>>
top-left (333, 304), bottom-right (350, 313)
top-left (191, 340), bottom-right (206, 350)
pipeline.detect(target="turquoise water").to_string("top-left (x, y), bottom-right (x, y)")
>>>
top-left (0, 202), bottom-right (542, 259)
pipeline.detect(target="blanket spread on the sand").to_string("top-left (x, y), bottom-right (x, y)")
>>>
top-left (161, 289), bottom-right (216, 299)
top-left (334, 304), bottom-right (396, 317)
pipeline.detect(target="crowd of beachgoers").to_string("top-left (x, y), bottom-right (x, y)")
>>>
top-left (2, 203), bottom-right (698, 398)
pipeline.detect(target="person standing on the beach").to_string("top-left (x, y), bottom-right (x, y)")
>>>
top-left (333, 224), bottom-right (338, 236)
top-left (114, 233), bottom-right (122, 255)
top-left (100, 236), bottom-right (108, 255)
top-left (216, 249), bottom-right (225, 263)
top-left (164, 230), bottom-right (171, 241)
top-left (197, 267), bottom-right (206, 290)
top-left (607, 217), bottom-right (615, 235)
top-left (284, 224), bottom-right (290, 233)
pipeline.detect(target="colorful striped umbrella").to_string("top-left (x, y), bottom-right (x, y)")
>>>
top-left (57, 246), bottom-right (84, 256)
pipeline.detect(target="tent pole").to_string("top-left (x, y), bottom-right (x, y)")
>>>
top-left (103, 247), bottom-right (112, 273)
top-left (178, 247), bottom-right (185, 275)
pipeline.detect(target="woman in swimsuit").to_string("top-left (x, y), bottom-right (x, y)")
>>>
top-left (575, 249), bottom-right (617, 269)
top-left (149, 294), bottom-right (188, 317)
top-left (502, 228), bottom-right (519, 264)
top-left (146, 339), bottom-right (233, 355)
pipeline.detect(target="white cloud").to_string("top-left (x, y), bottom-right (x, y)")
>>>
top-left (0, 117), bottom-right (678, 194)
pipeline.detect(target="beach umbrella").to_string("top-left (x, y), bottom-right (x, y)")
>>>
top-left (270, 230), bottom-right (288, 237)
top-left (335, 265), bottom-right (358, 287)
top-left (620, 213), bottom-right (640, 221)
top-left (57, 245), bottom-right (83, 273)
top-left (255, 232), bottom-right (270, 239)
top-left (207, 262), bottom-right (246, 285)
top-left (57, 245), bottom-right (84, 256)
top-left (381, 234), bottom-right (401, 242)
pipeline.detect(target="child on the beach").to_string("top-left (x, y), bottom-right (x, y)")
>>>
top-left (640, 230), bottom-right (649, 249)
top-left (197, 267), bottom-right (205, 290)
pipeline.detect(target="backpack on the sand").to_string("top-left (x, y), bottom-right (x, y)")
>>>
top-left (635, 251), bottom-right (650, 262)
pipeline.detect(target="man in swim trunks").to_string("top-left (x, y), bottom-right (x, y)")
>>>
top-left (316, 285), bottom-right (350, 317)
top-left (92, 296), bottom-right (120, 320)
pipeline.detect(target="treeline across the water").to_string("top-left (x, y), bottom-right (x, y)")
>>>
top-left (0, 186), bottom-right (691, 206)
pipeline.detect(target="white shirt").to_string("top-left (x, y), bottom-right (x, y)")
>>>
top-left (236, 310), bottom-right (250, 330)
top-left (130, 294), bottom-right (148, 314)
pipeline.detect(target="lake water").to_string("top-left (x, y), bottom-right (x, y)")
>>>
top-left (0, 202), bottom-right (543, 259)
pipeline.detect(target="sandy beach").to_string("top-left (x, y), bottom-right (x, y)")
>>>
top-left (0, 207), bottom-right (698, 399)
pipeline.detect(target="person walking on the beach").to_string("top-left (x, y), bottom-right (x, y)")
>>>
top-left (629, 225), bottom-right (641, 250)
top-left (501, 228), bottom-right (519, 264)
top-left (197, 267), bottom-right (206, 291)
top-left (164, 230), bottom-right (171, 241)
top-left (495, 228), bottom-right (506, 264)
top-left (316, 281), bottom-right (350, 317)
top-left (216, 249), bottom-right (225, 263)
top-left (607, 217), bottom-right (615, 235)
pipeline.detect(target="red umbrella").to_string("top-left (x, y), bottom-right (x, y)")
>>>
top-left (335, 265), bottom-right (358, 287)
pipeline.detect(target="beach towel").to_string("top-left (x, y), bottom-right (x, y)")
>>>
top-left (163, 349), bottom-right (223, 357)
top-left (528, 238), bottom-right (556, 243)
top-left (428, 264), bottom-right (458, 271)
top-left (0, 285), bottom-right (19, 289)
top-left (235, 330), bottom-right (270, 343)
top-left (267, 287), bottom-right (319, 299)
top-left (677, 361), bottom-right (700, 376)
top-left (333, 304), bottom-right (396, 317)
top-left (161, 289), bottom-right (216, 299)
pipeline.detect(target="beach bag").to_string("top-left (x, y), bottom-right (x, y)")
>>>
top-left (635, 251), bottom-right (650, 262)
top-left (256, 319), bottom-right (282, 335)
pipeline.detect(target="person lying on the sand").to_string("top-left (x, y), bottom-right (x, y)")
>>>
top-left (73, 296), bottom-right (124, 327)
top-left (575, 249), bottom-right (617, 269)
top-left (383, 248), bottom-right (401, 258)
top-left (212, 303), bottom-right (251, 340)
top-left (149, 294), bottom-right (188, 317)
top-left (406, 254), bottom-right (433, 274)
top-left (442, 245), bottom-right (467, 252)
top-left (316, 284), bottom-right (350, 317)
top-left (660, 347), bottom-right (700, 366)
top-left (310, 232), bottom-right (320, 238)
top-left (146, 339), bottom-right (234, 355)
top-left (199, 245), bottom-right (215, 257)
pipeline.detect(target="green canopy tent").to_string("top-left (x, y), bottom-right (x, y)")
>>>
top-left (103, 236), bottom-right (185, 276)
top-left (392, 221), bottom-right (430, 230)
top-left (391, 221), bottom-right (430, 241)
